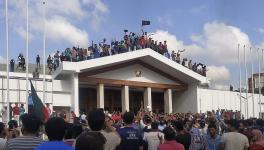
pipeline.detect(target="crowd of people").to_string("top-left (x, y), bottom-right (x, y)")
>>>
top-left (51, 30), bottom-right (207, 76)
top-left (8, 30), bottom-right (207, 76)
top-left (0, 108), bottom-right (263, 150)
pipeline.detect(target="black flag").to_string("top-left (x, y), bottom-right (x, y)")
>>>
top-left (142, 20), bottom-right (150, 26)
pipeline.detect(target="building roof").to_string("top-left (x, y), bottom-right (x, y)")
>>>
top-left (54, 48), bottom-right (209, 85)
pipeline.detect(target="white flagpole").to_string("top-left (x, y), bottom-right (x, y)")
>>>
top-left (244, 45), bottom-right (249, 118)
top-left (258, 48), bottom-right (261, 118)
top-left (238, 44), bottom-right (242, 113)
top-left (26, 0), bottom-right (29, 113)
top-left (250, 47), bottom-right (255, 117)
top-left (5, 0), bottom-right (10, 123)
top-left (43, 1), bottom-right (46, 103)
top-left (261, 49), bottom-right (264, 118)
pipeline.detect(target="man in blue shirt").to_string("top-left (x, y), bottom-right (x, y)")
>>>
top-left (204, 123), bottom-right (221, 150)
top-left (117, 112), bottom-right (143, 150)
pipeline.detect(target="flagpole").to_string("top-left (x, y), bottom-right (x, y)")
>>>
top-left (250, 47), bottom-right (255, 117)
top-left (5, 0), bottom-right (10, 123)
top-left (43, 1), bottom-right (46, 104)
top-left (238, 44), bottom-right (242, 113)
top-left (244, 45), bottom-right (249, 118)
top-left (258, 48), bottom-right (261, 118)
top-left (261, 49), bottom-right (264, 118)
top-left (25, 0), bottom-right (29, 113)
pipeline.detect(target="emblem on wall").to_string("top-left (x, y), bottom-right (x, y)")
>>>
top-left (135, 70), bottom-right (142, 77)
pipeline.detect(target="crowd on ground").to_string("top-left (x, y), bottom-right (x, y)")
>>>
top-left (8, 30), bottom-right (207, 76)
top-left (0, 107), bottom-right (263, 150)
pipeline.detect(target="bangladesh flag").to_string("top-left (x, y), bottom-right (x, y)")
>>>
top-left (29, 80), bottom-right (49, 123)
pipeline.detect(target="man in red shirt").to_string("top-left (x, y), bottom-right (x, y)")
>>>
top-left (139, 36), bottom-right (146, 49)
top-left (12, 103), bottom-right (20, 123)
top-left (46, 103), bottom-right (51, 117)
top-left (158, 127), bottom-right (184, 150)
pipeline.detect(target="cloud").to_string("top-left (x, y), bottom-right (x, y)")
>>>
top-left (82, 0), bottom-right (109, 29)
top-left (15, 26), bottom-right (34, 41)
top-left (46, 17), bottom-right (89, 47)
top-left (82, 0), bottom-right (108, 13)
top-left (258, 28), bottom-right (264, 34)
top-left (41, 0), bottom-right (85, 20)
top-left (190, 5), bottom-right (207, 14)
top-left (150, 22), bottom-right (252, 65)
top-left (157, 15), bottom-right (173, 27)
top-left (0, 56), bottom-right (6, 64)
top-left (207, 65), bottom-right (230, 82)
top-left (149, 30), bottom-right (203, 59)
top-left (193, 21), bottom-right (251, 64)
top-left (3, 0), bottom-right (108, 47)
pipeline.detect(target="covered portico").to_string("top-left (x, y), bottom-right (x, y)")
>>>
top-left (53, 48), bottom-right (208, 116)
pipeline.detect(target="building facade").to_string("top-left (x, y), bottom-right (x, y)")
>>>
top-left (0, 49), bottom-right (263, 118)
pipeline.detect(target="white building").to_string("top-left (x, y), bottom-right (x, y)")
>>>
top-left (0, 48), bottom-right (263, 118)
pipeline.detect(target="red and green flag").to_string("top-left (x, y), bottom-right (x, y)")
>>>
top-left (29, 80), bottom-right (49, 122)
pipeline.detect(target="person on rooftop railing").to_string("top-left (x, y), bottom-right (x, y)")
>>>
top-left (54, 51), bottom-right (60, 67)
top-left (16, 53), bottom-right (26, 71)
top-left (129, 32), bottom-right (136, 51)
top-left (145, 37), bottom-right (151, 48)
top-left (192, 63), bottom-right (197, 72)
top-left (33, 68), bottom-right (39, 79)
top-left (71, 47), bottom-right (77, 62)
top-left (60, 52), bottom-right (65, 62)
top-left (176, 53), bottom-right (181, 63)
top-left (93, 44), bottom-right (100, 58)
top-left (182, 58), bottom-right (187, 67)
top-left (64, 48), bottom-right (71, 61)
top-left (171, 51), bottom-right (176, 62)
top-left (99, 43), bottom-right (103, 57)
top-left (150, 40), bottom-right (155, 50)
top-left (153, 41), bottom-right (158, 52)
top-left (158, 42), bottom-right (163, 54)
top-left (47, 55), bottom-right (52, 67)
top-left (188, 60), bottom-right (192, 69)
top-left (202, 64), bottom-right (207, 76)
top-left (36, 55), bottom-right (40, 69)
top-left (139, 35), bottom-right (146, 49)
top-left (10, 59), bottom-right (15, 72)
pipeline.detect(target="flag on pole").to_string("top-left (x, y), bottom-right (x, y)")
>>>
top-left (142, 20), bottom-right (150, 26)
top-left (29, 80), bottom-right (49, 122)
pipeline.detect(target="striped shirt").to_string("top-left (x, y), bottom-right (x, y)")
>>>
top-left (5, 136), bottom-right (43, 150)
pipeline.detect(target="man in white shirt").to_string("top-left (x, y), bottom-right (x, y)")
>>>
top-left (143, 122), bottom-right (164, 150)
top-left (220, 119), bottom-right (249, 150)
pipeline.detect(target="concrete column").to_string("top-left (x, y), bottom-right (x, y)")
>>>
top-left (144, 87), bottom-right (152, 111)
top-left (97, 83), bottom-right (104, 109)
top-left (164, 89), bottom-right (172, 114)
top-left (122, 85), bottom-right (129, 113)
top-left (71, 73), bottom-right (79, 116)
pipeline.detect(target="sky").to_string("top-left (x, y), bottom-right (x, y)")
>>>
top-left (1, 0), bottom-right (264, 90)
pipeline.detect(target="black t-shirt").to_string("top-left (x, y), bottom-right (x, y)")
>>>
top-left (175, 133), bottom-right (191, 150)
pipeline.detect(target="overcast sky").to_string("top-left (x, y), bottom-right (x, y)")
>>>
top-left (1, 0), bottom-right (264, 90)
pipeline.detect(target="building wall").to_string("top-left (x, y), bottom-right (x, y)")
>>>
top-left (91, 64), bottom-right (178, 84)
top-left (172, 84), bottom-right (198, 113)
top-left (0, 72), bottom-right (71, 110)
top-left (198, 88), bottom-right (264, 118)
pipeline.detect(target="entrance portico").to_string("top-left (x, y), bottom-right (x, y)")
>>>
top-left (79, 70), bottom-right (185, 113)
top-left (79, 83), bottom-right (172, 114)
